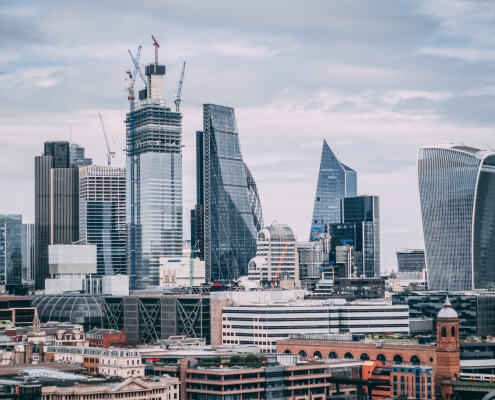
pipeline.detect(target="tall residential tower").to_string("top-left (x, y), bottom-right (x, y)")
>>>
top-left (310, 140), bottom-right (356, 241)
top-left (418, 144), bottom-right (495, 290)
top-left (126, 58), bottom-right (183, 289)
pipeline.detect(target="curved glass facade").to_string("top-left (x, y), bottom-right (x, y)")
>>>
top-left (30, 294), bottom-right (102, 330)
top-left (203, 104), bottom-right (257, 283)
top-left (310, 140), bottom-right (356, 241)
top-left (418, 145), bottom-right (495, 290)
top-left (244, 162), bottom-right (263, 232)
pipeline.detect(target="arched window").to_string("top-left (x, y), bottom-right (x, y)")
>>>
top-left (344, 352), bottom-right (354, 359)
top-left (441, 327), bottom-right (447, 337)
top-left (329, 352), bottom-right (337, 359)
top-left (284, 349), bottom-right (292, 354)
top-left (298, 350), bottom-right (307, 358)
top-left (313, 351), bottom-right (322, 359)
top-left (393, 354), bottom-right (403, 365)
top-left (451, 326), bottom-right (456, 338)
top-left (377, 354), bottom-right (387, 365)
top-left (360, 353), bottom-right (370, 361)
top-left (410, 355), bottom-right (420, 365)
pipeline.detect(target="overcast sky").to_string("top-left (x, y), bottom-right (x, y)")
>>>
top-left (1, 0), bottom-right (495, 272)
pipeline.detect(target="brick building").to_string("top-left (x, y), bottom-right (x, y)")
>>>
top-left (86, 328), bottom-right (127, 348)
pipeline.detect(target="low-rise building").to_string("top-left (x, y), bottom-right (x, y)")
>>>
top-left (213, 291), bottom-right (409, 352)
top-left (41, 376), bottom-right (179, 400)
top-left (46, 346), bottom-right (144, 378)
top-left (86, 328), bottom-right (127, 348)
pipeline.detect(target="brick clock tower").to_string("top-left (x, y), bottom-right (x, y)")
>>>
top-left (435, 296), bottom-right (460, 399)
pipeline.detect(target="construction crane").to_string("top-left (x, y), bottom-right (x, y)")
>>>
top-left (151, 34), bottom-right (160, 64)
top-left (174, 61), bottom-right (186, 113)
top-left (126, 44), bottom-right (143, 288)
top-left (272, 242), bottom-right (289, 288)
top-left (98, 113), bottom-right (115, 166)
top-left (128, 47), bottom-right (146, 88)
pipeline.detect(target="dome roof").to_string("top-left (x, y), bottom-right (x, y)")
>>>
top-left (437, 296), bottom-right (458, 319)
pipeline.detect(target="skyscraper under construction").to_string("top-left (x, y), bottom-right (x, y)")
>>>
top-left (126, 49), bottom-right (183, 289)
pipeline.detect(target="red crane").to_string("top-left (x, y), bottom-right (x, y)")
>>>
top-left (151, 34), bottom-right (160, 64)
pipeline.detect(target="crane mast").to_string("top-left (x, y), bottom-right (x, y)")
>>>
top-left (98, 113), bottom-right (115, 166)
top-left (126, 44), bottom-right (143, 289)
top-left (175, 61), bottom-right (186, 113)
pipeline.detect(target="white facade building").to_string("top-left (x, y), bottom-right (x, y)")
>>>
top-left (159, 256), bottom-right (205, 288)
top-left (248, 222), bottom-right (299, 288)
top-left (46, 346), bottom-right (144, 378)
top-left (219, 292), bottom-right (409, 352)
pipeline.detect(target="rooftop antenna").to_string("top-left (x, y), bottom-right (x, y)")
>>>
top-left (151, 35), bottom-right (160, 64)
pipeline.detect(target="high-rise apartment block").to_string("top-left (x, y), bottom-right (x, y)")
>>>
top-left (199, 104), bottom-right (259, 283)
top-left (310, 140), bottom-right (356, 241)
top-left (418, 144), bottom-right (495, 290)
top-left (34, 141), bottom-right (88, 290)
top-left (0, 215), bottom-right (22, 292)
top-left (79, 165), bottom-right (127, 275)
top-left (126, 61), bottom-right (183, 289)
top-left (21, 223), bottom-right (35, 284)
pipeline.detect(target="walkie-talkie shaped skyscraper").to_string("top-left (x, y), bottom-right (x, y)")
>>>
top-left (126, 44), bottom-right (183, 289)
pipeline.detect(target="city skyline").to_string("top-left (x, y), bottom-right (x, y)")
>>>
top-left (2, 1), bottom-right (495, 273)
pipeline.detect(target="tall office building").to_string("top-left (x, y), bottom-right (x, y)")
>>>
top-left (310, 139), bottom-right (356, 241)
top-left (70, 143), bottom-right (92, 167)
top-left (328, 195), bottom-right (380, 278)
top-left (0, 215), bottom-right (22, 292)
top-left (418, 144), bottom-right (495, 290)
top-left (79, 165), bottom-right (127, 275)
top-left (126, 60), bottom-right (183, 289)
top-left (341, 195), bottom-right (380, 277)
top-left (191, 131), bottom-right (205, 260)
top-left (34, 141), bottom-right (86, 290)
top-left (21, 223), bottom-right (35, 283)
top-left (201, 104), bottom-right (259, 283)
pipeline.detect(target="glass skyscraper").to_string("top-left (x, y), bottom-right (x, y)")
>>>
top-left (79, 165), bottom-right (127, 275)
top-left (126, 62), bottom-right (183, 289)
top-left (0, 215), bottom-right (22, 292)
top-left (341, 195), bottom-right (380, 277)
top-left (418, 144), bottom-right (495, 291)
top-left (202, 104), bottom-right (259, 283)
top-left (310, 139), bottom-right (356, 241)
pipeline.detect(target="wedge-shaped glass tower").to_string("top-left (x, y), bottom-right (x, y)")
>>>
top-left (310, 140), bottom-right (356, 241)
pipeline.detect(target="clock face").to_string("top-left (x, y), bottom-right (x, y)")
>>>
top-left (75, 333), bottom-right (81, 339)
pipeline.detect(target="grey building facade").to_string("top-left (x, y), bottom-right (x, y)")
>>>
top-left (418, 144), bottom-right (495, 290)
top-left (79, 165), bottom-right (127, 275)
top-left (34, 141), bottom-right (88, 290)
top-left (201, 104), bottom-right (259, 283)
top-left (392, 291), bottom-right (495, 337)
top-left (102, 294), bottom-right (210, 345)
top-left (21, 223), bottom-right (35, 284)
top-left (310, 140), bottom-right (356, 241)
